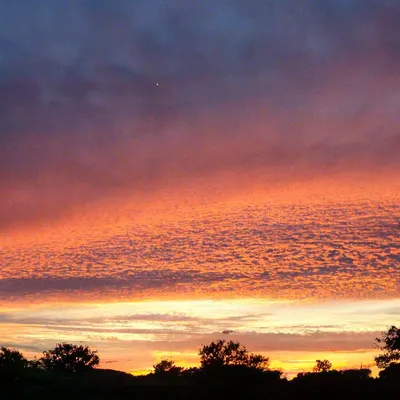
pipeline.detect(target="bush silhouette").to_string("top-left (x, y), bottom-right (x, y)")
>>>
top-left (40, 343), bottom-right (99, 374)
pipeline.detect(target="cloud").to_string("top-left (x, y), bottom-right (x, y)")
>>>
top-left (1, 198), bottom-right (398, 301)
top-left (0, 0), bottom-right (399, 230)
top-left (0, 270), bottom-right (248, 299)
top-left (0, 302), bottom-right (381, 353)
top-left (2, 295), bottom-right (397, 371)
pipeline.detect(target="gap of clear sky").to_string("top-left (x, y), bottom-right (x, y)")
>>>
top-left (0, 0), bottom-right (399, 377)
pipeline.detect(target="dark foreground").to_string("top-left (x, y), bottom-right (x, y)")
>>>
top-left (3, 366), bottom-right (400, 400)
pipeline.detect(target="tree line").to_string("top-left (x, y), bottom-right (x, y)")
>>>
top-left (1, 325), bottom-right (400, 399)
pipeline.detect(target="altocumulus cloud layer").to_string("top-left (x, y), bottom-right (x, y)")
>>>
top-left (1, 0), bottom-right (400, 230)
top-left (1, 199), bottom-right (399, 300)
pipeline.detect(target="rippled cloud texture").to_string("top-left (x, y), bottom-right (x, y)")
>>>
top-left (1, 0), bottom-right (399, 374)
top-left (1, 197), bottom-right (399, 300)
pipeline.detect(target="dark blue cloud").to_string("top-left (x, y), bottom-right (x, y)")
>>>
top-left (0, 0), bottom-right (399, 229)
top-left (0, 0), bottom-right (398, 117)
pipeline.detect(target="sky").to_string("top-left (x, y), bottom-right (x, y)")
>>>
top-left (0, 0), bottom-right (399, 377)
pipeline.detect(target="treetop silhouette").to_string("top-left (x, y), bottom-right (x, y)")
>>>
top-left (199, 339), bottom-right (269, 371)
top-left (313, 359), bottom-right (332, 373)
top-left (41, 343), bottom-right (99, 373)
top-left (0, 346), bottom-right (29, 380)
top-left (375, 325), bottom-right (400, 369)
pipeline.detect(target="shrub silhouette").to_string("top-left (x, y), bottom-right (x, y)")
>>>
top-left (313, 359), bottom-right (332, 372)
top-left (40, 343), bottom-right (99, 374)
top-left (374, 325), bottom-right (400, 368)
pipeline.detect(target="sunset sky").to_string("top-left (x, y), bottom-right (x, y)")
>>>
top-left (1, 0), bottom-right (399, 377)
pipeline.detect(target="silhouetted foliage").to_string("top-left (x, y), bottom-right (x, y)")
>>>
top-left (379, 362), bottom-right (400, 382)
top-left (40, 343), bottom-right (99, 374)
top-left (3, 333), bottom-right (400, 399)
top-left (199, 340), bottom-right (269, 371)
top-left (247, 353), bottom-right (270, 369)
top-left (181, 367), bottom-right (201, 378)
top-left (375, 325), bottom-right (400, 368)
top-left (313, 359), bottom-right (332, 372)
top-left (0, 346), bottom-right (28, 369)
top-left (153, 359), bottom-right (183, 376)
top-left (292, 368), bottom-right (379, 400)
top-left (27, 356), bottom-right (44, 370)
top-left (341, 368), bottom-right (372, 380)
top-left (0, 346), bottom-right (28, 381)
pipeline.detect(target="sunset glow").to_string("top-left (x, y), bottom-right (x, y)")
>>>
top-left (1, 0), bottom-right (399, 379)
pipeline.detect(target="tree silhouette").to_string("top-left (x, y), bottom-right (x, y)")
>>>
top-left (374, 325), bottom-right (400, 368)
top-left (153, 359), bottom-right (183, 375)
top-left (0, 347), bottom-right (28, 381)
top-left (313, 359), bottom-right (332, 372)
top-left (247, 353), bottom-right (270, 370)
top-left (199, 340), bottom-right (269, 371)
top-left (40, 343), bottom-right (99, 374)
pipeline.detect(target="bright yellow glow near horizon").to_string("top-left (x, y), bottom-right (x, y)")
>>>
top-left (0, 297), bottom-right (398, 376)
